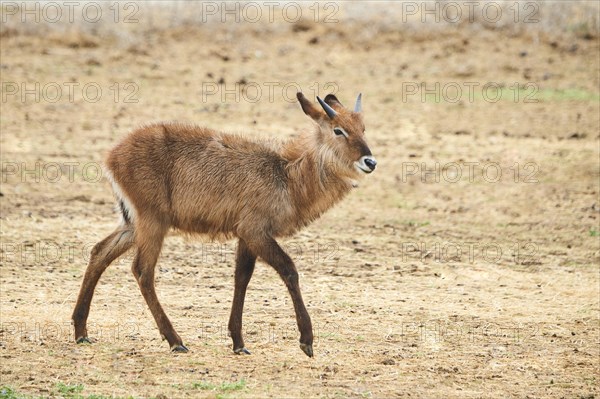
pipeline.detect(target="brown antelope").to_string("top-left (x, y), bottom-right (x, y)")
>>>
top-left (72, 92), bottom-right (376, 357)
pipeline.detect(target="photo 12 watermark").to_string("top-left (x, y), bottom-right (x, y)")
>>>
top-left (1, 81), bottom-right (139, 104)
top-left (0, 1), bottom-right (543, 27)
top-left (197, 1), bottom-right (339, 23)
top-left (399, 241), bottom-right (539, 265)
top-left (401, 82), bottom-right (539, 104)
top-left (391, 320), bottom-right (541, 346)
top-left (398, 161), bottom-right (540, 184)
top-left (198, 320), bottom-right (341, 345)
top-left (2, 161), bottom-right (107, 184)
top-left (1, 1), bottom-right (341, 25)
top-left (0, 321), bottom-right (141, 345)
top-left (0, 319), bottom-right (342, 346)
top-left (201, 81), bottom-right (339, 103)
top-left (1, 160), bottom-right (540, 205)
top-left (1, 1), bottom-right (140, 24)
top-left (0, 239), bottom-right (340, 267)
top-left (399, 1), bottom-right (540, 24)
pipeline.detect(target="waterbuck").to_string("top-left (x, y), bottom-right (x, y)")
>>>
top-left (72, 92), bottom-right (377, 357)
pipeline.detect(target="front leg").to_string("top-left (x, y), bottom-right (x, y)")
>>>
top-left (244, 236), bottom-right (314, 357)
top-left (228, 238), bottom-right (256, 355)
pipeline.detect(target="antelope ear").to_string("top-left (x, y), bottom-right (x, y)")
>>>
top-left (297, 92), bottom-right (323, 121)
top-left (324, 94), bottom-right (344, 110)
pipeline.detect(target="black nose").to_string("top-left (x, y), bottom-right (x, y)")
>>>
top-left (364, 158), bottom-right (377, 171)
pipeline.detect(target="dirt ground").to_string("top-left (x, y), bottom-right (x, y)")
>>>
top-left (1, 2), bottom-right (599, 398)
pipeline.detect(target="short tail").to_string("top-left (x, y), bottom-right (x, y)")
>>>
top-left (118, 199), bottom-right (132, 225)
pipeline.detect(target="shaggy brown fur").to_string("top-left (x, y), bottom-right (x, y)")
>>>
top-left (72, 92), bottom-right (376, 357)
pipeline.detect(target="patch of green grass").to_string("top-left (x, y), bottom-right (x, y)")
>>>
top-left (220, 380), bottom-right (246, 392)
top-left (0, 387), bottom-right (19, 399)
top-left (191, 381), bottom-right (216, 390)
top-left (56, 383), bottom-right (84, 397)
top-left (589, 229), bottom-right (599, 237)
top-left (536, 88), bottom-right (600, 102)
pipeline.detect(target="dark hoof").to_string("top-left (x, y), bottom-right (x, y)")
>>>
top-left (171, 344), bottom-right (189, 353)
top-left (234, 347), bottom-right (251, 355)
top-left (76, 337), bottom-right (92, 344)
top-left (300, 343), bottom-right (313, 358)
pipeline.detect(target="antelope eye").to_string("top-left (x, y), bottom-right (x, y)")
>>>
top-left (333, 128), bottom-right (347, 137)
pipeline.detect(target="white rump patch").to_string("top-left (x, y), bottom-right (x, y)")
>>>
top-left (104, 167), bottom-right (136, 225)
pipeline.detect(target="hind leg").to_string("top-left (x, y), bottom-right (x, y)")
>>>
top-left (72, 226), bottom-right (135, 343)
top-left (130, 221), bottom-right (186, 352)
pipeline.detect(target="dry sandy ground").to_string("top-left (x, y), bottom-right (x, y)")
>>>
top-left (1, 3), bottom-right (599, 398)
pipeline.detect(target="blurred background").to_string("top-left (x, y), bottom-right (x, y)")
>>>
top-left (1, 1), bottom-right (599, 398)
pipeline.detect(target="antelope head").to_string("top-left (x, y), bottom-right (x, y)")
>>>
top-left (297, 92), bottom-right (377, 176)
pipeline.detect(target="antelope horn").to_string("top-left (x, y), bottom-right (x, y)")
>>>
top-left (317, 96), bottom-right (337, 119)
top-left (354, 93), bottom-right (362, 113)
